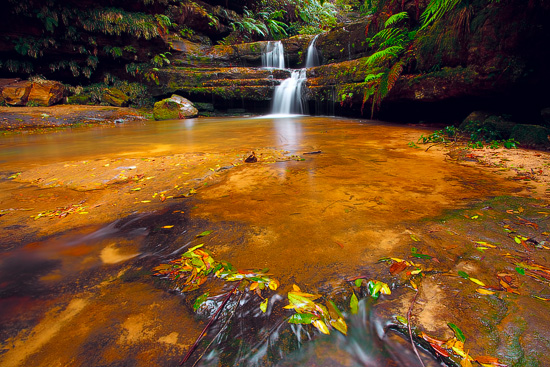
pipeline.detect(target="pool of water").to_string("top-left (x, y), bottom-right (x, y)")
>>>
top-left (0, 116), bottom-right (523, 366)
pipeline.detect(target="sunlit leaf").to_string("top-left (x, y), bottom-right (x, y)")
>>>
top-left (260, 298), bottom-right (269, 313)
top-left (350, 293), bottom-right (359, 314)
top-left (162, 225), bottom-right (174, 229)
top-left (268, 279), bottom-right (279, 290)
top-left (193, 292), bottom-right (209, 312)
top-left (196, 230), bottom-right (212, 238)
top-left (355, 278), bottom-right (363, 287)
top-left (448, 322), bottom-right (466, 343)
top-left (461, 354), bottom-right (473, 367)
top-left (330, 317), bottom-right (348, 335)
top-left (476, 288), bottom-right (495, 295)
top-left (312, 319), bottom-right (330, 334)
top-left (469, 277), bottom-right (485, 286)
top-left (288, 313), bottom-right (316, 324)
top-left (293, 284), bottom-right (301, 292)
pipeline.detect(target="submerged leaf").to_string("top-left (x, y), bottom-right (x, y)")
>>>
top-left (448, 322), bottom-right (466, 343)
top-left (193, 292), bottom-right (209, 312)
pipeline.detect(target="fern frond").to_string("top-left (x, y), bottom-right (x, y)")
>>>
top-left (384, 11), bottom-right (409, 28)
top-left (420, 0), bottom-right (462, 30)
top-left (372, 28), bottom-right (402, 45)
top-left (386, 60), bottom-right (404, 95)
top-left (365, 45), bottom-right (404, 67)
top-left (364, 72), bottom-right (384, 83)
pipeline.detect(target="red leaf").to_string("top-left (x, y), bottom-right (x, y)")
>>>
top-left (389, 261), bottom-right (407, 275)
top-left (430, 343), bottom-right (449, 357)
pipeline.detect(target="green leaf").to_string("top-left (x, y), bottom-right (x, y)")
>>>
top-left (288, 313), bottom-right (316, 324)
top-left (350, 293), bottom-right (359, 314)
top-left (395, 315), bottom-right (408, 325)
top-left (193, 292), bottom-right (209, 312)
top-left (447, 322), bottom-right (466, 343)
top-left (410, 234), bottom-right (421, 242)
top-left (260, 298), bottom-right (269, 313)
top-left (411, 253), bottom-right (432, 259)
top-left (458, 271), bottom-right (470, 279)
top-left (354, 278), bottom-right (363, 287)
top-left (197, 230), bottom-right (212, 238)
top-left (515, 267), bottom-right (525, 275)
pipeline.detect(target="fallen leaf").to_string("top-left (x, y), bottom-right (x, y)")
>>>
top-left (448, 322), bottom-right (466, 343)
top-left (390, 261), bottom-right (407, 275)
top-left (260, 298), bottom-right (269, 313)
top-left (477, 288), bottom-right (495, 295)
top-left (196, 230), bottom-right (212, 238)
top-left (350, 293), bottom-right (359, 314)
top-left (161, 225), bottom-right (174, 229)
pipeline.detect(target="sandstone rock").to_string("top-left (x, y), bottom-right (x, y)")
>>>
top-left (510, 124), bottom-right (550, 147)
top-left (102, 88), bottom-right (130, 107)
top-left (2, 81), bottom-right (32, 106)
top-left (27, 80), bottom-right (65, 106)
top-left (0, 78), bottom-right (21, 104)
top-left (153, 94), bottom-right (198, 120)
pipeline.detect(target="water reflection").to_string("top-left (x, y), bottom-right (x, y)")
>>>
top-left (273, 117), bottom-right (303, 147)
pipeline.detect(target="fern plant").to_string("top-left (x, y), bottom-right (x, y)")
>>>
top-left (362, 11), bottom-right (415, 116)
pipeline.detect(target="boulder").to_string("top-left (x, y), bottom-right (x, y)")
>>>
top-left (102, 88), bottom-right (130, 107)
top-left (27, 80), bottom-right (65, 106)
top-left (153, 94), bottom-right (198, 120)
top-left (2, 81), bottom-right (32, 106)
top-left (510, 124), bottom-right (550, 147)
top-left (459, 112), bottom-right (516, 140)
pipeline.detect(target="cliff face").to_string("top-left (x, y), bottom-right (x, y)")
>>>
top-left (1, 0), bottom-right (549, 121)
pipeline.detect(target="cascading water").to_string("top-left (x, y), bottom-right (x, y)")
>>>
top-left (305, 35), bottom-right (320, 68)
top-left (262, 41), bottom-right (285, 69)
top-left (270, 69), bottom-right (307, 115)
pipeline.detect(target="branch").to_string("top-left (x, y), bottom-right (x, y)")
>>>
top-left (181, 280), bottom-right (242, 365)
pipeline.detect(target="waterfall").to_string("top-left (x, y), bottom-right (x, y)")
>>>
top-left (262, 41), bottom-right (285, 69)
top-left (305, 35), bottom-right (320, 68)
top-left (271, 69), bottom-right (307, 115)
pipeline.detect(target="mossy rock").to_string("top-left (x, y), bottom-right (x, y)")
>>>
top-left (459, 111), bottom-right (492, 130)
top-left (66, 94), bottom-right (93, 105)
top-left (459, 112), bottom-right (516, 140)
top-left (153, 95), bottom-right (198, 120)
top-left (510, 124), bottom-right (550, 147)
top-left (102, 88), bottom-right (130, 107)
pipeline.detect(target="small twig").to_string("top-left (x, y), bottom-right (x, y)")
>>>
top-left (191, 292), bottom-right (244, 367)
top-left (407, 287), bottom-right (426, 367)
top-left (181, 281), bottom-right (242, 365)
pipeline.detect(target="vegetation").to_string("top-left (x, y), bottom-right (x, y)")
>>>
top-left (415, 125), bottom-right (519, 149)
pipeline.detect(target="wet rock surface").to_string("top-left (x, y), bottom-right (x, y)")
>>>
top-left (1, 117), bottom-right (549, 366)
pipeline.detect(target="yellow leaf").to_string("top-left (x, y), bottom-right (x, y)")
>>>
top-left (283, 304), bottom-right (295, 309)
top-left (162, 225), bottom-right (174, 229)
top-left (292, 284), bottom-right (301, 292)
top-left (461, 355), bottom-right (473, 367)
top-left (452, 346), bottom-right (467, 358)
top-left (410, 280), bottom-right (417, 290)
top-left (312, 319), bottom-right (330, 335)
top-left (476, 288), bottom-right (495, 295)
top-left (469, 277), bottom-right (486, 286)
top-left (268, 279), bottom-right (279, 290)
top-left (250, 282), bottom-right (259, 291)
top-left (141, 200), bottom-right (151, 203)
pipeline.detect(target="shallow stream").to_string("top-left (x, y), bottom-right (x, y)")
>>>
top-left (1, 116), bottom-right (547, 367)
